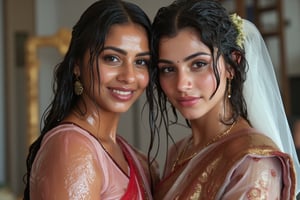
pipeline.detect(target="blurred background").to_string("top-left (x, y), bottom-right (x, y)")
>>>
top-left (0, 0), bottom-right (300, 199)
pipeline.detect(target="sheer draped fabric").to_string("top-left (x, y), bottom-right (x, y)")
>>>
top-left (242, 20), bottom-right (300, 193)
top-left (30, 123), bottom-right (152, 200)
top-left (219, 156), bottom-right (282, 199)
top-left (155, 129), bottom-right (295, 199)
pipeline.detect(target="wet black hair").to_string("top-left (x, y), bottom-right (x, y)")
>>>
top-left (23, 0), bottom-right (151, 199)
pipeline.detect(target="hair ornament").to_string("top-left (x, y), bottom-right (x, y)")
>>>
top-left (230, 13), bottom-right (245, 48)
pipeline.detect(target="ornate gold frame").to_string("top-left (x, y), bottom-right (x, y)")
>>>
top-left (25, 28), bottom-right (71, 146)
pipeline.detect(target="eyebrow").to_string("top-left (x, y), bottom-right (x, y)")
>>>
top-left (103, 46), bottom-right (150, 57)
top-left (158, 52), bottom-right (211, 64)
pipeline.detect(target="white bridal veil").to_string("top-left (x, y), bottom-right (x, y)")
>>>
top-left (242, 19), bottom-right (300, 193)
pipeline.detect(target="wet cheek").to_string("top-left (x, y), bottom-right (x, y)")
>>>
top-left (198, 75), bottom-right (217, 94)
top-left (159, 79), bottom-right (172, 95)
top-left (101, 70), bottom-right (117, 79)
top-left (204, 76), bottom-right (214, 87)
top-left (136, 72), bottom-right (149, 88)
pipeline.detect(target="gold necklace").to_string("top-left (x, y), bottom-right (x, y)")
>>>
top-left (171, 121), bottom-right (237, 172)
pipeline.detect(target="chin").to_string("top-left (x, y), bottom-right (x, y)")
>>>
top-left (179, 110), bottom-right (202, 120)
top-left (113, 106), bottom-right (132, 113)
top-left (112, 108), bottom-right (130, 113)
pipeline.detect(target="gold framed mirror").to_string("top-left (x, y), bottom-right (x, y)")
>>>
top-left (25, 28), bottom-right (71, 146)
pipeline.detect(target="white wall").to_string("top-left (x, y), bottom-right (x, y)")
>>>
top-left (36, 0), bottom-right (174, 34)
top-left (0, 0), bottom-right (4, 184)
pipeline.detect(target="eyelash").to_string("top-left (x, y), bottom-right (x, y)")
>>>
top-left (135, 59), bottom-right (150, 68)
top-left (103, 55), bottom-right (120, 63)
top-left (159, 66), bottom-right (174, 73)
top-left (102, 54), bottom-right (149, 68)
top-left (159, 61), bottom-right (208, 74)
top-left (192, 61), bottom-right (207, 69)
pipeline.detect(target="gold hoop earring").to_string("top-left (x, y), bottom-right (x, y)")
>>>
top-left (227, 78), bottom-right (232, 99)
top-left (74, 76), bottom-right (83, 95)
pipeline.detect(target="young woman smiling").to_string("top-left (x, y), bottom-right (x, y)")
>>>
top-left (23, 0), bottom-right (158, 199)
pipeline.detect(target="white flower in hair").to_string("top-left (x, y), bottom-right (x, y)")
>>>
top-left (230, 13), bottom-right (245, 48)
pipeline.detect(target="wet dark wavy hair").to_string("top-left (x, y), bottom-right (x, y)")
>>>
top-left (23, 0), bottom-right (151, 199)
top-left (147, 0), bottom-right (248, 163)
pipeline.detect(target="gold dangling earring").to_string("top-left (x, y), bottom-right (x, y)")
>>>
top-left (227, 78), bottom-right (232, 99)
top-left (74, 76), bottom-right (83, 96)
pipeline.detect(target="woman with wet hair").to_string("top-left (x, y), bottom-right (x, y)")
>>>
top-left (147, 0), bottom-right (299, 199)
top-left (23, 0), bottom-right (158, 199)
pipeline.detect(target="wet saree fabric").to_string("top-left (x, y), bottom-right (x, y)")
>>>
top-left (30, 123), bottom-right (152, 199)
top-left (155, 129), bottom-right (296, 200)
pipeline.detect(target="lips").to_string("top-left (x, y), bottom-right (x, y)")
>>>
top-left (110, 88), bottom-right (135, 101)
top-left (177, 96), bottom-right (200, 107)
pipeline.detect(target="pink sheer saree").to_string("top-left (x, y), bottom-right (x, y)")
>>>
top-left (30, 123), bottom-right (153, 200)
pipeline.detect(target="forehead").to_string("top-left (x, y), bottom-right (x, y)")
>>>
top-left (158, 27), bottom-right (210, 59)
top-left (105, 23), bottom-right (149, 46)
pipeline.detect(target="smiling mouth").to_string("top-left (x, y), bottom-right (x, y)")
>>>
top-left (110, 88), bottom-right (136, 101)
top-left (112, 89), bottom-right (133, 96)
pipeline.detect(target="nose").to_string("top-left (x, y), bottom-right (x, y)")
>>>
top-left (116, 63), bottom-right (136, 84)
top-left (177, 70), bottom-right (192, 92)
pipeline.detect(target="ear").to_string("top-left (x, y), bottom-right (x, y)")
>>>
top-left (226, 51), bottom-right (241, 79)
top-left (231, 51), bottom-right (241, 64)
top-left (73, 63), bottom-right (81, 77)
top-left (226, 66), bottom-right (234, 79)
